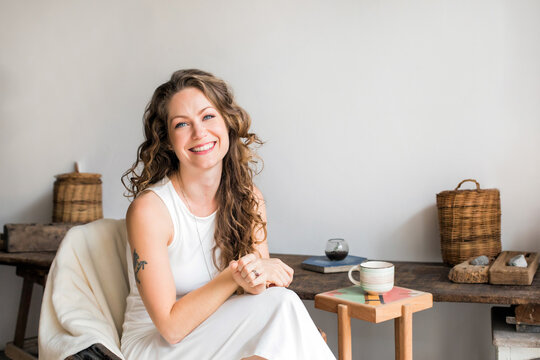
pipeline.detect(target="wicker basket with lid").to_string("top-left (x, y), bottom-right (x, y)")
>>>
top-left (53, 164), bottom-right (103, 223)
top-left (436, 179), bottom-right (501, 265)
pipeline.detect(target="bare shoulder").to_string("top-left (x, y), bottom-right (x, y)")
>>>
top-left (126, 190), bottom-right (172, 246)
top-left (127, 190), bottom-right (167, 221)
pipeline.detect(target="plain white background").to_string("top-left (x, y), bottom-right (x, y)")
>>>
top-left (1, 1), bottom-right (539, 358)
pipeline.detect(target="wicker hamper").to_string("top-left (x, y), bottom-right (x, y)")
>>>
top-left (436, 179), bottom-right (501, 265)
top-left (53, 167), bottom-right (103, 223)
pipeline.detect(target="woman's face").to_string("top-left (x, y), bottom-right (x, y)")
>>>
top-left (167, 87), bottom-right (230, 173)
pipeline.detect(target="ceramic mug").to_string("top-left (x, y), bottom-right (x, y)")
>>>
top-left (348, 261), bottom-right (394, 295)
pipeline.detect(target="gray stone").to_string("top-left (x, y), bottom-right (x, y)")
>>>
top-left (508, 254), bottom-right (528, 267)
top-left (470, 255), bottom-right (489, 265)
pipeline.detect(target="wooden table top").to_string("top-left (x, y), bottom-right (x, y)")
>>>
top-left (0, 251), bottom-right (538, 305)
top-left (276, 254), bottom-right (540, 305)
top-left (0, 250), bottom-right (55, 268)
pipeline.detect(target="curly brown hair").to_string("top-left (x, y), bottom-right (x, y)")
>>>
top-left (122, 69), bottom-right (266, 270)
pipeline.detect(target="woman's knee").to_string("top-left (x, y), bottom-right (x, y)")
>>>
top-left (265, 286), bottom-right (301, 304)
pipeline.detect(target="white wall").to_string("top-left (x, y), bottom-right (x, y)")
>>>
top-left (1, 0), bottom-right (539, 358)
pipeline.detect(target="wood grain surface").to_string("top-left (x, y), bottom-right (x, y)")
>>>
top-left (0, 251), bottom-right (55, 268)
top-left (0, 251), bottom-right (538, 304)
top-left (4, 223), bottom-right (79, 253)
top-left (275, 254), bottom-right (540, 304)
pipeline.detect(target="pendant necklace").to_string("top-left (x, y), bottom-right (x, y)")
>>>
top-left (177, 172), bottom-right (214, 281)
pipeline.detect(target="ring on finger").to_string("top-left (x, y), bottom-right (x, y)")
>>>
top-left (252, 269), bottom-right (260, 278)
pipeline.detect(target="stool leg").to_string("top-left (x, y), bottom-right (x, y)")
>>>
top-left (395, 304), bottom-right (413, 360)
top-left (394, 317), bottom-right (401, 360)
top-left (337, 304), bottom-right (352, 360)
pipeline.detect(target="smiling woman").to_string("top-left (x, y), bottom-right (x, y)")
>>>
top-left (119, 69), bottom-right (335, 360)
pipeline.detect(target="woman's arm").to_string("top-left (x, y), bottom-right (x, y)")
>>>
top-left (126, 191), bottom-right (239, 345)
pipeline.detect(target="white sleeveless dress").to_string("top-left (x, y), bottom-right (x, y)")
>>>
top-left (120, 178), bottom-right (335, 360)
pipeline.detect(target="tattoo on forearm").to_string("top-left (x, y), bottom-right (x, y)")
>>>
top-left (132, 249), bottom-right (147, 284)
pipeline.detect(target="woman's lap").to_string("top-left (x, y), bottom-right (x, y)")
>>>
top-left (122, 287), bottom-right (333, 360)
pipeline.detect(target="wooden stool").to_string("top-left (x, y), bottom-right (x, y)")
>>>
top-left (315, 286), bottom-right (432, 360)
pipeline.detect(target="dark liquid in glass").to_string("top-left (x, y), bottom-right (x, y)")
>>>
top-left (325, 250), bottom-right (348, 261)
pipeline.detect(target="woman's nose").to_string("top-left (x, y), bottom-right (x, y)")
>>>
top-left (192, 122), bottom-right (208, 139)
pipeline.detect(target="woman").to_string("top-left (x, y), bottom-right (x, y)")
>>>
top-left (120, 69), bottom-right (335, 360)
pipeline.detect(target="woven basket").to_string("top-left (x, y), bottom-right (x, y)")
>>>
top-left (436, 179), bottom-right (501, 265)
top-left (53, 166), bottom-right (103, 223)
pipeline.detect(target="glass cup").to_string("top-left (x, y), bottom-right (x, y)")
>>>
top-left (325, 238), bottom-right (349, 261)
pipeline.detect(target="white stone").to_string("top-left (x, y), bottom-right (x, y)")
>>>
top-left (470, 255), bottom-right (489, 265)
top-left (508, 254), bottom-right (528, 267)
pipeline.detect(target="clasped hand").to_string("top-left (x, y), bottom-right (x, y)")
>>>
top-left (229, 254), bottom-right (294, 295)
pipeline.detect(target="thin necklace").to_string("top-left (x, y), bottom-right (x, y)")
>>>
top-left (177, 172), bottom-right (214, 281)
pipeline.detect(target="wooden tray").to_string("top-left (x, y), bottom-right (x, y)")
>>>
top-left (489, 251), bottom-right (539, 285)
top-left (448, 256), bottom-right (495, 283)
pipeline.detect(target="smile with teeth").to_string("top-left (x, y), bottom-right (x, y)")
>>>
top-left (189, 141), bottom-right (216, 153)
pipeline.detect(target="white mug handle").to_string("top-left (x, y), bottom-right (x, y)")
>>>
top-left (348, 265), bottom-right (362, 285)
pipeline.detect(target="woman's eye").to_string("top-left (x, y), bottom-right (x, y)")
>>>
top-left (175, 122), bottom-right (188, 129)
top-left (203, 114), bottom-right (215, 121)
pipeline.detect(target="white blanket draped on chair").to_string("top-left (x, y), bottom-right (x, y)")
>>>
top-left (38, 219), bottom-right (129, 360)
